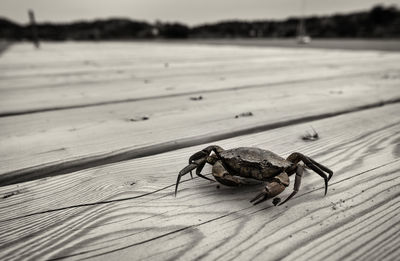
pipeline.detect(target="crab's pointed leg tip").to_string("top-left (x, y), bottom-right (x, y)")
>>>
top-left (174, 184), bottom-right (179, 197)
top-left (324, 179), bottom-right (328, 196)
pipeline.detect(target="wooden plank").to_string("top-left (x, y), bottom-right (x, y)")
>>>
top-left (0, 71), bottom-right (399, 177)
top-left (1, 42), bottom-right (399, 114)
top-left (0, 42), bottom-right (393, 78)
top-left (0, 103), bottom-right (399, 260)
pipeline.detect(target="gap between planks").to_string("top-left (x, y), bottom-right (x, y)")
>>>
top-left (0, 70), bottom-right (391, 117)
top-left (1, 97), bottom-right (399, 187)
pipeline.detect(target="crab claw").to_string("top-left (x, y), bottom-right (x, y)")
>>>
top-left (251, 180), bottom-right (287, 206)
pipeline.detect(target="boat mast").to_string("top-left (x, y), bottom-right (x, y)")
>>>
top-left (297, 0), bottom-right (306, 37)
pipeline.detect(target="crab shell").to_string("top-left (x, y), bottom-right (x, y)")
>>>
top-left (219, 147), bottom-right (293, 180)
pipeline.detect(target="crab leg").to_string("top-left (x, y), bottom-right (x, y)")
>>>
top-left (279, 165), bottom-right (304, 205)
top-left (286, 152), bottom-right (332, 195)
top-left (195, 161), bottom-right (215, 182)
top-left (186, 145), bottom-right (224, 179)
top-left (306, 156), bottom-right (333, 181)
top-left (175, 163), bottom-right (198, 196)
top-left (175, 158), bottom-right (215, 196)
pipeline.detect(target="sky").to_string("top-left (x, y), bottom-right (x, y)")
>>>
top-left (1, 0), bottom-right (400, 25)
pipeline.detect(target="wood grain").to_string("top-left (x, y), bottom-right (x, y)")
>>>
top-left (0, 103), bottom-right (399, 261)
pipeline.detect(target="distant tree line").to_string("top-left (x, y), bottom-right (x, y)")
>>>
top-left (0, 5), bottom-right (399, 41)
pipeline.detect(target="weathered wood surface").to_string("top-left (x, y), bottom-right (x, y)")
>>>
top-left (0, 42), bottom-right (399, 261)
top-left (0, 103), bottom-right (399, 261)
top-left (1, 42), bottom-right (399, 114)
top-left (0, 43), bottom-right (399, 179)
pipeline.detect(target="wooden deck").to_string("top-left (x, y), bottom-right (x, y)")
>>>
top-left (0, 41), bottom-right (399, 261)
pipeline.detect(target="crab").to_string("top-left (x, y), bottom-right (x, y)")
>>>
top-left (175, 145), bottom-right (333, 205)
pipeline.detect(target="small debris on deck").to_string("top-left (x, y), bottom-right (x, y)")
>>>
top-left (3, 190), bottom-right (24, 199)
top-left (330, 90), bottom-right (343, 94)
top-left (302, 127), bottom-right (319, 141)
top-left (235, 112), bottom-right (253, 118)
top-left (190, 96), bottom-right (203, 101)
top-left (127, 116), bottom-right (149, 122)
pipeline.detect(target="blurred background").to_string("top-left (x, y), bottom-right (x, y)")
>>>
top-left (1, 0), bottom-right (400, 43)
